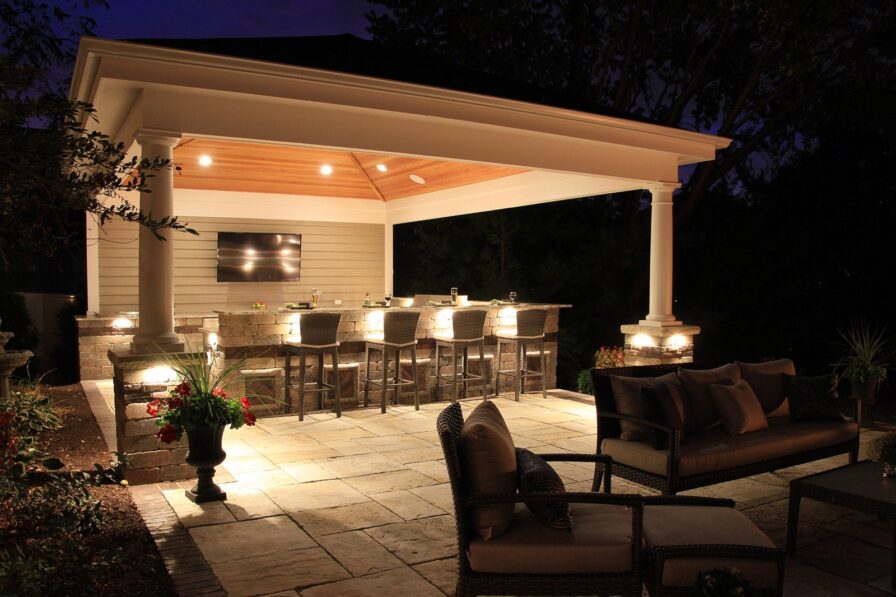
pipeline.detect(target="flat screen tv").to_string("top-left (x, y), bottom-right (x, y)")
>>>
top-left (217, 232), bottom-right (301, 282)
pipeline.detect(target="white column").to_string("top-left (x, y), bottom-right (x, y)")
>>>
top-left (642, 182), bottom-right (682, 326)
top-left (384, 221), bottom-right (394, 295)
top-left (131, 130), bottom-right (184, 354)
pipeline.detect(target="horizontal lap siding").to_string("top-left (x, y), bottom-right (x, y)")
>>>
top-left (97, 217), bottom-right (384, 315)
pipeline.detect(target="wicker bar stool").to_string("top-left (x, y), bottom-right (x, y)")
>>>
top-left (363, 310), bottom-right (422, 413)
top-left (494, 308), bottom-right (548, 401)
top-left (284, 312), bottom-right (342, 421)
top-left (434, 309), bottom-right (488, 402)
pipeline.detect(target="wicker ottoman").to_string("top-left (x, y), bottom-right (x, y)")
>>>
top-left (642, 500), bottom-right (784, 596)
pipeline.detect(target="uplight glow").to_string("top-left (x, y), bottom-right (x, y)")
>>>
top-left (320, 164), bottom-right (333, 175)
top-left (376, 163), bottom-right (388, 172)
top-left (198, 154), bottom-right (213, 167)
top-left (631, 334), bottom-right (657, 348)
top-left (143, 366), bottom-right (176, 384)
top-left (665, 334), bottom-right (688, 350)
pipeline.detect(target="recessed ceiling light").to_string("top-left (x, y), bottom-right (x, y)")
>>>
top-left (320, 164), bottom-right (333, 176)
top-left (376, 163), bottom-right (388, 173)
top-left (409, 174), bottom-right (426, 185)
top-left (198, 154), bottom-right (213, 167)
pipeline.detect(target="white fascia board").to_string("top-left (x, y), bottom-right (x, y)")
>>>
top-left (72, 38), bottom-right (731, 164)
top-left (385, 171), bottom-right (644, 224)
top-left (173, 189), bottom-right (385, 224)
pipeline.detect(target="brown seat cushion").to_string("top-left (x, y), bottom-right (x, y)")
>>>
top-left (468, 502), bottom-right (633, 574)
top-left (609, 373), bottom-right (679, 440)
top-left (678, 364), bottom-right (742, 431)
top-left (737, 359), bottom-right (796, 417)
top-left (601, 418), bottom-right (858, 477)
top-left (709, 379), bottom-right (769, 436)
top-left (643, 505), bottom-right (779, 590)
top-left (461, 400), bottom-right (516, 539)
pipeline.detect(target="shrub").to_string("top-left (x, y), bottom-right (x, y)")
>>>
top-left (576, 369), bottom-right (594, 394)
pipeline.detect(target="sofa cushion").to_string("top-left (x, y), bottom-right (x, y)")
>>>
top-left (643, 505), bottom-right (779, 590)
top-left (709, 379), bottom-right (769, 436)
top-left (786, 374), bottom-right (845, 422)
top-left (678, 364), bottom-right (742, 431)
top-left (461, 400), bottom-right (517, 539)
top-left (737, 359), bottom-right (796, 417)
top-left (644, 379), bottom-right (696, 435)
top-left (468, 502), bottom-right (633, 574)
top-left (610, 373), bottom-right (679, 440)
top-left (601, 418), bottom-right (858, 478)
top-left (516, 448), bottom-right (571, 530)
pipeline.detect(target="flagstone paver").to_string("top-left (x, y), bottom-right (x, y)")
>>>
top-left (81, 381), bottom-right (891, 596)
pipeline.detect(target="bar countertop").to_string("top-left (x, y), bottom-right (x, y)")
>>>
top-left (213, 302), bottom-right (572, 315)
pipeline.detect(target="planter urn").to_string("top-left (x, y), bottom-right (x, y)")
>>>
top-left (184, 425), bottom-right (227, 503)
top-left (851, 380), bottom-right (878, 406)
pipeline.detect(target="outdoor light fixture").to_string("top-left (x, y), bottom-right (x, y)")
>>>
top-left (287, 313), bottom-right (301, 343)
top-left (376, 163), bottom-right (388, 172)
top-left (143, 366), bottom-right (176, 384)
top-left (198, 154), bottom-right (213, 167)
top-left (631, 333), bottom-right (657, 348)
top-left (665, 334), bottom-right (688, 350)
top-left (365, 309), bottom-right (385, 337)
top-left (436, 308), bottom-right (454, 336)
top-left (320, 164), bottom-right (333, 176)
top-left (206, 332), bottom-right (219, 351)
top-left (497, 307), bottom-right (517, 334)
top-left (409, 174), bottom-right (425, 185)
top-left (112, 317), bottom-right (133, 330)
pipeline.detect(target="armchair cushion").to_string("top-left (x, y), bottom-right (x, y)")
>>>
top-left (709, 379), bottom-right (769, 436)
top-left (461, 400), bottom-right (517, 539)
top-left (516, 448), bottom-right (572, 530)
top-left (678, 364), bottom-right (742, 431)
top-left (468, 503), bottom-right (634, 574)
top-left (737, 359), bottom-right (796, 417)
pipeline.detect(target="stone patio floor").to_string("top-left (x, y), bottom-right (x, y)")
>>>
top-left (83, 381), bottom-right (895, 596)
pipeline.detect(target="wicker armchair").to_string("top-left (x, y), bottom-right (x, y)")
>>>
top-left (436, 402), bottom-right (644, 597)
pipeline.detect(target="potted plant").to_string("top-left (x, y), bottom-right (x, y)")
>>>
top-left (147, 351), bottom-right (255, 503)
top-left (835, 320), bottom-right (892, 405)
top-left (594, 346), bottom-right (626, 369)
top-left (871, 431), bottom-right (896, 478)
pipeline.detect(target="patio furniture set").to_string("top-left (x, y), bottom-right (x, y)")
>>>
top-left (284, 307), bottom-right (549, 420)
top-left (435, 358), bottom-right (882, 596)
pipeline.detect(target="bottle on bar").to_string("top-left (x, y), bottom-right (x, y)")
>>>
top-left (450, 287), bottom-right (458, 306)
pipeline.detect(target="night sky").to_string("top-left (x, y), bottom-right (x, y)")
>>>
top-left (81, 0), bottom-right (373, 40)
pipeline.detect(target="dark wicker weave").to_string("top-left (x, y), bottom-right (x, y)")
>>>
top-left (284, 312), bottom-right (343, 421)
top-left (363, 311), bottom-right (422, 412)
top-left (495, 309), bottom-right (548, 402)
top-left (641, 495), bottom-right (785, 597)
top-left (590, 364), bottom-right (861, 495)
top-left (435, 310), bottom-right (488, 401)
top-left (436, 402), bottom-right (644, 597)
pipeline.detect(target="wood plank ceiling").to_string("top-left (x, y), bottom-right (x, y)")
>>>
top-left (172, 138), bottom-right (525, 200)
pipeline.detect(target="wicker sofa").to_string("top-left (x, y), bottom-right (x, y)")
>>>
top-left (591, 362), bottom-right (860, 495)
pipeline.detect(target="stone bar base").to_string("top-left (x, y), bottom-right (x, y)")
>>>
top-left (108, 348), bottom-right (202, 485)
top-left (620, 323), bottom-right (701, 366)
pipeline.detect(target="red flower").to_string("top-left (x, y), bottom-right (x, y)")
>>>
top-left (0, 411), bottom-right (13, 428)
top-left (243, 410), bottom-right (257, 426)
top-left (168, 396), bottom-right (183, 409)
top-left (174, 381), bottom-right (191, 397)
top-left (213, 387), bottom-right (227, 398)
top-left (156, 424), bottom-right (177, 443)
top-left (239, 396), bottom-right (251, 409)
top-left (146, 399), bottom-right (161, 417)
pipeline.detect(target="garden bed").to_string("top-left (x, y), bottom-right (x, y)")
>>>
top-left (2, 384), bottom-right (175, 596)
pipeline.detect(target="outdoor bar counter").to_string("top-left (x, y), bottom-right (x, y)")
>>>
top-left (209, 302), bottom-right (569, 414)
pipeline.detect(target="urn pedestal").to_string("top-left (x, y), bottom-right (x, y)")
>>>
top-left (184, 426), bottom-right (227, 503)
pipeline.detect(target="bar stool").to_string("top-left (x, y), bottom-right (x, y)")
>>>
top-left (434, 309), bottom-right (488, 402)
top-left (494, 308), bottom-right (548, 401)
top-left (362, 311), bottom-right (422, 413)
top-left (284, 312), bottom-right (342, 421)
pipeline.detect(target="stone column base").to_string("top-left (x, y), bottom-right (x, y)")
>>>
top-left (620, 323), bottom-right (701, 366)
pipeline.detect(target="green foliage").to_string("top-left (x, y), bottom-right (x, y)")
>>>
top-left (692, 567), bottom-right (754, 597)
top-left (151, 351), bottom-right (255, 442)
top-left (0, 0), bottom-right (197, 267)
top-left (576, 369), bottom-right (593, 395)
top-left (871, 432), bottom-right (896, 465)
top-left (0, 380), bottom-right (61, 436)
top-left (836, 320), bottom-right (891, 384)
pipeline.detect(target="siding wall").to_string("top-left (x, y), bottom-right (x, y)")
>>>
top-left (97, 217), bottom-right (385, 315)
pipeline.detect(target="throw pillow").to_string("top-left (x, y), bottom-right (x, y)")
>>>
top-left (709, 379), bottom-right (770, 436)
top-left (609, 373), bottom-right (679, 441)
top-left (639, 386), bottom-right (670, 449)
top-left (785, 375), bottom-right (845, 422)
top-left (460, 400), bottom-right (517, 539)
top-left (678, 364), bottom-right (742, 431)
top-left (515, 448), bottom-right (572, 530)
top-left (736, 359), bottom-right (796, 416)
top-left (650, 379), bottom-right (697, 435)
